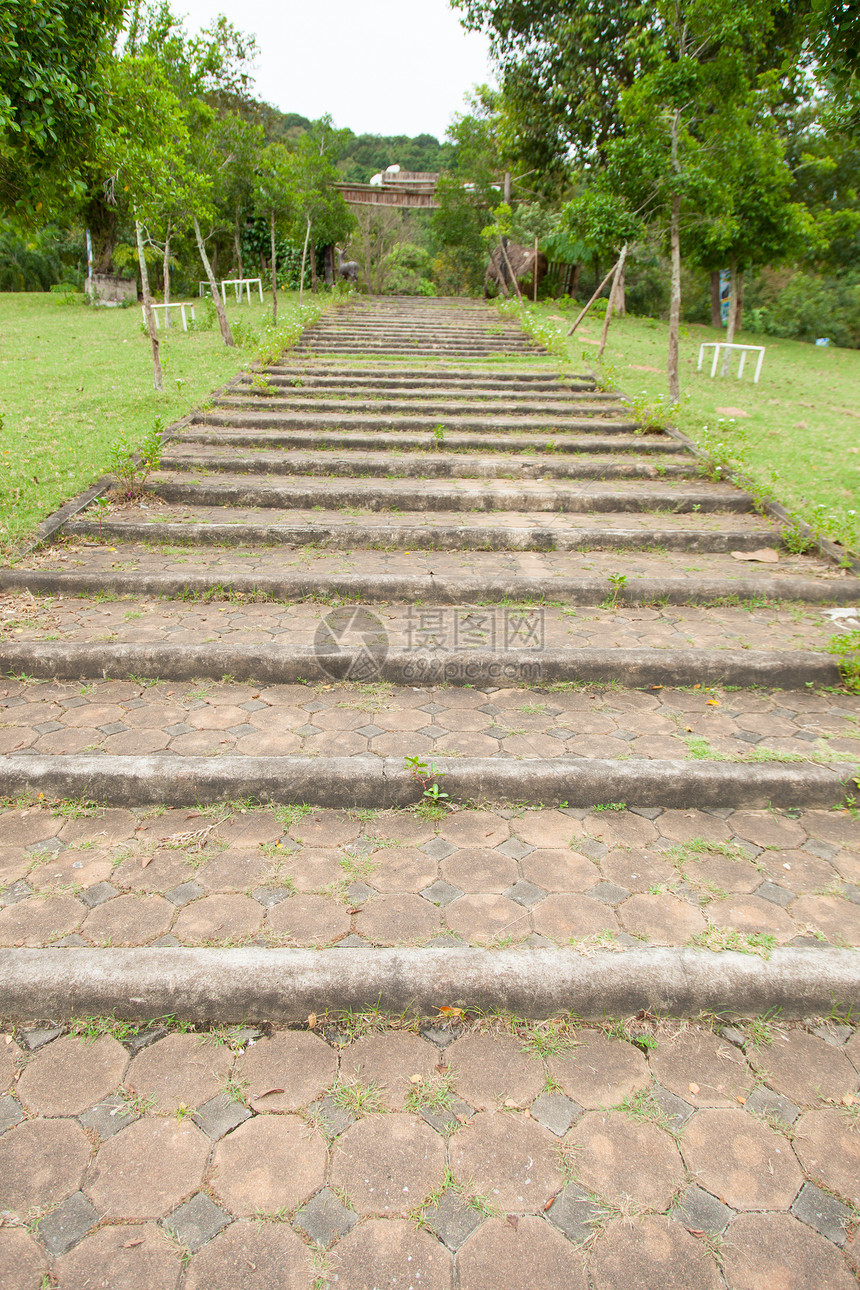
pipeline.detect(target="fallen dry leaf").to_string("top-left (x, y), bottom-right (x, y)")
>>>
top-left (689, 1082), bottom-right (700, 1096)
top-left (730, 549), bottom-right (779, 564)
top-left (123, 1239), bottom-right (145, 1249)
top-left (140, 854), bottom-right (153, 869)
top-left (307, 1013), bottom-right (317, 1029)
top-left (438, 1006), bottom-right (462, 1017)
top-left (253, 1088), bottom-right (285, 1099)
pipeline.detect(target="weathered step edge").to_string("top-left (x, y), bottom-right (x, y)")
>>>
top-left (0, 643), bottom-right (842, 690)
top-left (0, 753), bottom-right (853, 809)
top-left (0, 946), bottom-right (857, 1023)
top-left (3, 569), bottom-right (858, 607)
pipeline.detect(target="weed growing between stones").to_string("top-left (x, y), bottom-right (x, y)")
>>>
top-left (829, 630), bottom-right (860, 693)
top-left (108, 419), bottom-right (164, 501)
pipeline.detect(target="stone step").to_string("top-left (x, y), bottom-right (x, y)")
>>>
top-left (218, 395), bottom-right (626, 416)
top-left (193, 410), bottom-right (638, 433)
top-left (0, 751), bottom-right (852, 809)
top-left (5, 562), bottom-right (855, 608)
top-left (65, 515), bottom-right (776, 554)
top-left (158, 449), bottom-right (695, 482)
top-left (176, 429), bottom-right (674, 456)
top-left (143, 473), bottom-right (750, 515)
top-left (261, 367), bottom-right (582, 386)
top-left (0, 592), bottom-right (838, 656)
top-left (0, 638), bottom-right (842, 688)
top-left (237, 375), bottom-right (610, 397)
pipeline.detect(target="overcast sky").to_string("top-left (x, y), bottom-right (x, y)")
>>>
top-left (176, 0), bottom-right (494, 139)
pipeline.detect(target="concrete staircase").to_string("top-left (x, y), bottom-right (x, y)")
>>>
top-left (0, 296), bottom-right (857, 815)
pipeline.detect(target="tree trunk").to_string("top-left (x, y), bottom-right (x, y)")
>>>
top-left (503, 171), bottom-right (512, 203)
top-left (270, 209), bottom-right (277, 324)
top-left (310, 237), bottom-right (318, 292)
top-left (299, 215), bottom-right (311, 306)
top-left (162, 231), bottom-right (171, 329)
top-left (734, 270), bottom-right (744, 333)
top-left (194, 216), bottom-right (234, 347)
top-left (533, 236), bottom-right (539, 303)
top-left (598, 243), bottom-right (628, 359)
top-left (721, 258), bottom-right (738, 375)
top-left (234, 206), bottom-right (244, 281)
top-left (135, 219), bottom-right (163, 393)
top-left (615, 264), bottom-right (626, 316)
top-left (710, 270), bottom-right (722, 328)
top-left (571, 264), bottom-right (580, 298)
top-left (667, 196), bottom-right (682, 405)
top-left (566, 261), bottom-right (618, 335)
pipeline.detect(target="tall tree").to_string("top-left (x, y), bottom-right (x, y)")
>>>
top-left (0, 0), bottom-right (123, 220)
top-left (255, 143), bottom-right (295, 321)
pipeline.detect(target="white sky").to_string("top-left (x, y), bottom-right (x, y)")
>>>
top-left (177, 0), bottom-right (493, 139)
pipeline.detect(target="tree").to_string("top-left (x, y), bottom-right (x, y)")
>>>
top-left (255, 143), bottom-right (295, 321)
top-left (288, 120), bottom-right (354, 302)
top-left (0, 0), bottom-right (123, 220)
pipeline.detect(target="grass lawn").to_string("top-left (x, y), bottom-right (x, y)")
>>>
top-left (0, 290), bottom-right (322, 555)
top-left (531, 304), bottom-right (860, 558)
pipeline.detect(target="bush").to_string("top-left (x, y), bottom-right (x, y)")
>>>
top-left (382, 243), bottom-right (435, 296)
top-left (744, 270), bottom-right (860, 348)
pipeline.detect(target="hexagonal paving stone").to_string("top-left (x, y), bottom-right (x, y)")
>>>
top-left (547, 1031), bottom-right (649, 1108)
top-left (368, 846), bottom-right (438, 891)
top-left (266, 893), bottom-right (351, 945)
top-left (515, 810), bottom-right (582, 849)
top-left (792, 1109), bottom-right (860, 1206)
top-left (82, 893), bottom-right (174, 945)
top-left (340, 1032), bottom-right (439, 1111)
top-left (164, 1191), bottom-right (232, 1252)
top-left (680, 1108), bottom-right (803, 1211)
top-left (791, 1180), bottom-right (854, 1246)
top-left (125, 1032), bottom-right (231, 1111)
top-left (449, 1112), bottom-right (563, 1213)
top-left (619, 892), bottom-right (707, 943)
top-left (289, 811), bottom-right (359, 849)
top-left (172, 893), bottom-right (263, 942)
top-left (15, 1034), bottom-right (128, 1117)
top-left (0, 1227), bottom-right (47, 1290)
top-left (446, 1032), bottom-right (545, 1110)
top-left (731, 810), bottom-right (806, 850)
top-left (36, 1191), bottom-right (98, 1256)
top-left (520, 848), bottom-right (600, 891)
top-left (721, 1212), bottom-right (858, 1290)
top-left (648, 1026), bottom-right (754, 1107)
top-left (750, 1029), bottom-right (858, 1105)
top-left (87, 1117), bottom-right (209, 1218)
top-left (184, 1219), bottom-right (313, 1290)
top-left (458, 1215), bottom-right (587, 1290)
top-left (422, 1189), bottom-right (484, 1250)
top-left (238, 1030), bottom-right (337, 1113)
top-left (329, 1114), bottom-right (446, 1217)
top-left (53, 1222), bottom-right (182, 1290)
top-left (439, 809), bottom-right (509, 848)
top-left (704, 894), bottom-right (796, 941)
top-left (590, 1214), bottom-right (723, 1290)
top-left (0, 895), bottom-right (83, 946)
top-left (210, 1114), bottom-right (327, 1216)
top-left (355, 892), bottom-right (441, 944)
top-left (440, 847), bottom-right (518, 893)
top-left (570, 1112), bottom-right (685, 1210)
top-left (444, 893), bottom-right (529, 944)
top-left (790, 895), bottom-right (860, 944)
top-left (531, 892), bottom-right (618, 941)
top-left (330, 1219), bottom-right (452, 1290)
top-left (0, 1118), bottom-right (91, 1215)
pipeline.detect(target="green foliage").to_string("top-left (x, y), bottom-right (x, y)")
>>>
top-left (381, 243), bottom-right (435, 296)
top-left (0, 0), bottom-right (124, 218)
top-left (744, 271), bottom-right (860, 348)
top-left (828, 631), bottom-right (860, 693)
top-left (108, 418), bottom-right (164, 497)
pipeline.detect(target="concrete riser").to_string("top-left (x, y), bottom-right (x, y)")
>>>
top-left (0, 752), bottom-right (852, 809)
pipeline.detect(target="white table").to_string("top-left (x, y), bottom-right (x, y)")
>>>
top-left (219, 277), bottom-right (264, 304)
top-left (142, 302), bottom-right (196, 330)
top-left (698, 342), bottom-right (766, 383)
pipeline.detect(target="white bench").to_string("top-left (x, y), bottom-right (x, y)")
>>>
top-left (698, 342), bottom-right (765, 383)
top-left (142, 302), bottom-right (196, 331)
top-left (220, 277), bottom-right (264, 304)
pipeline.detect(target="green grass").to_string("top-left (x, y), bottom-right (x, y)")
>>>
top-left (0, 290), bottom-right (323, 555)
top-left (529, 303), bottom-right (860, 555)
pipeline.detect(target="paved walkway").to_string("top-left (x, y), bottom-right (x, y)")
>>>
top-left (1, 1016), bottom-right (859, 1288)
top-left (0, 297), bottom-right (859, 1286)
